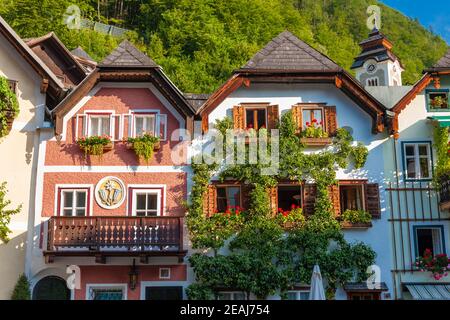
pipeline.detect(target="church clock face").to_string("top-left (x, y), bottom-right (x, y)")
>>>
top-left (367, 63), bottom-right (377, 74)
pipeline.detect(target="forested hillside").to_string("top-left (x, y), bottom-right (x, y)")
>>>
top-left (0, 0), bottom-right (447, 93)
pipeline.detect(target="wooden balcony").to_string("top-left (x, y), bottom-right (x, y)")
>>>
top-left (44, 216), bottom-right (186, 263)
top-left (439, 176), bottom-right (450, 210)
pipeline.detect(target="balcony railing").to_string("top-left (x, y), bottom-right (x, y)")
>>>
top-left (439, 176), bottom-right (450, 210)
top-left (44, 216), bottom-right (185, 263)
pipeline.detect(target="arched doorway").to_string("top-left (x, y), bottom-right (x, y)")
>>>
top-left (32, 276), bottom-right (71, 300)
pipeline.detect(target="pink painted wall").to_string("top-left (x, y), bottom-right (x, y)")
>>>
top-left (42, 172), bottom-right (187, 217)
top-left (45, 87), bottom-right (187, 166)
top-left (74, 264), bottom-right (187, 300)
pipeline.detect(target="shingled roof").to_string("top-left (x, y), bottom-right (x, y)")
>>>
top-left (432, 48), bottom-right (450, 69)
top-left (100, 40), bottom-right (158, 67)
top-left (240, 31), bottom-right (341, 72)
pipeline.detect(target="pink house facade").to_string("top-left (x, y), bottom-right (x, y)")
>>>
top-left (27, 41), bottom-right (196, 300)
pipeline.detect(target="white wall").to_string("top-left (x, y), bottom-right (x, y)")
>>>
top-left (205, 82), bottom-right (393, 299)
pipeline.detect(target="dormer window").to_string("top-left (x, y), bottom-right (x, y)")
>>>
top-left (88, 114), bottom-right (111, 137)
top-left (134, 114), bottom-right (156, 137)
top-left (427, 89), bottom-right (449, 110)
top-left (302, 107), bottom-right (324, 129)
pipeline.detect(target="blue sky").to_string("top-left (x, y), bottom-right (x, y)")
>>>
top-left (381, 0), bottom-right (450, 43)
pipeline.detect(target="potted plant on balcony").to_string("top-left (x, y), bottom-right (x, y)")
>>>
top-left (276, 205), bottom-right (305, 229)
top-left (126, 132), bottom-right (160, 164)
top-left (299, 119), bottom-right (332, 146)
top-left (340, 209), bottom-right (372, 229)
top-left (415, 249), bottom-right (450, 280)
top-left (77, 135), bottom-right (113, 157)
top-left (430, 96), bottom-right (448, 109)
top-left (0, 77), bottom-right (19, 139)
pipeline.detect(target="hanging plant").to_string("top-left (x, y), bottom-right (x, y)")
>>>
top-left (0, 77), bottom-right (19, 139)
top-left (433, 126), bottom-right (450, 186)
top-left (415, 249), bottom-right (450, 280)
top-left (77, 135), bottom-right (112, 157)
top-left (126, 133), bottom-right (160, 164)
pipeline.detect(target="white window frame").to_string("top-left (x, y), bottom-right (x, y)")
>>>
top-left (403, 142), bottom-right (432, 180)
top-left (86, 284), bottom-right (127, 300)
top-left (132, 189), bottom-right (162, 216)
top-left (217, 291), bottom-right (246, 300)
top-left (128, 110), bottom-right (167, 141)
top-left (286, 290), bottom-right (310, 300)
top-left (60, 189), bottom-right (89, 217)
top-left (159, 268), bottom-right (171, 280)
top-left (84, 111), bottom-right (115, 138)
top-left (133, 113), bottom-right (157, 137)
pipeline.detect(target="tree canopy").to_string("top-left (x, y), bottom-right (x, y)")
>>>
top-left (0, 0), bottom-right (447, 93)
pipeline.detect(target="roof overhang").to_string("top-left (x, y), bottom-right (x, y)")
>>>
top-left (52, 66), bottom-right (196, 136)
top-left (198, 70), bottom-right (386, 134)
top-left (0, 16), bottom-right (65, 104)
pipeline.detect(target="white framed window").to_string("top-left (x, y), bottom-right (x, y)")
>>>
top-left (286, 290), bottom-right (310, 300)
top-left (217, 291), bottom-right (246, 300)
top-left (403, 142), bottom-right (432, 180)
top-left (414, 226), bottom-right (445, 258)
top-left (86, 284), bottom-right (127, 300)
top-left (132, 189), bottom-right (162, 216)
top-left (60, 189), bottom-right (88, 216)
top-left (159, 268), bottom-right (171, 279)
top-left (88, 114), bottom-right (112, 137)
top-left (134, 114), bottom-right (156, 137)
top-left (366, 77), bottom-right (379, 86)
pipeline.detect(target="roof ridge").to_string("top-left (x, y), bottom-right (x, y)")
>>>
top-left (242, 30), bottom-right (340, 71)
top-left (100, 39), bottom-right (158, 67)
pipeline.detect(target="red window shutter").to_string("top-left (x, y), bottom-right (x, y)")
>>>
top-left (303, 184), bottom-right (317, 215)
top-left (203, 185), bottom-right (217, 217)
top-left (324, 106), bottom-right (337, 136)
top-left (365, 183), bottom-right (381, 219)
top-left (267, 105), bottom-right (279, 130)
top-left (291, 105), bottom-right (302, 132)
top-left (267, 187), bottom-right (278, 216)
top-left (233, 106), bottom-right (245, 130)
top-left (328, 184), bottom-right (341, 217)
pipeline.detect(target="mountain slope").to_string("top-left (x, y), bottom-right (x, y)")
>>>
top-left (1, 0), bottom-right (447, 93)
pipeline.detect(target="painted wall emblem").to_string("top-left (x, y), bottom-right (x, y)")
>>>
top-left (95, 176), bottom-right (125, 209)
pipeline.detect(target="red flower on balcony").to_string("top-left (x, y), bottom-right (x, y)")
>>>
top-left (415, 249), bottom-right (450, 280)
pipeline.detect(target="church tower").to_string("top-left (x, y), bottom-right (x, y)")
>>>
top-left (351, 28), bottom-right (404, 87)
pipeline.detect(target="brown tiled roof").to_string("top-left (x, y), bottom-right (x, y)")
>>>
top-left (433, 48), bottom-right (450, 68)
top-left (241, 31), bottom-right (340, 72)
top-left (100, 40), bottom-right (158, 67)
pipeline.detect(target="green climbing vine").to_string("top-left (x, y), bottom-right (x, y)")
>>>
top-left (433, 125), bottom-right (450, 186)
top-left (0, 77), bottom-right (19, 139)
top-left (186, 111), bottom-right (375, 300)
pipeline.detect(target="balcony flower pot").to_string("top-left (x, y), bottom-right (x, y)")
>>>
top-left (300, 137), bottom-right (333, 146)
top-left (126, 133), bottom-right (160, 164)
top-left (77, 135), bottom-right (113, 157)
top-left (340, 221), bottom-right (372, 229)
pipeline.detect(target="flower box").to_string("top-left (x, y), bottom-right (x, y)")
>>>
top-left (125, 140), bottom-right (160, 151)
top-left (300, 137), bottom-right (332, 146)
top-left (79, 142), bottom-right (113, 154)
top-left (340, 221), bottom-right (372, 229)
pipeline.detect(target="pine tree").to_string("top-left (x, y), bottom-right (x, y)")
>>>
top-left (11, 274), bottom-right (31, 300)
